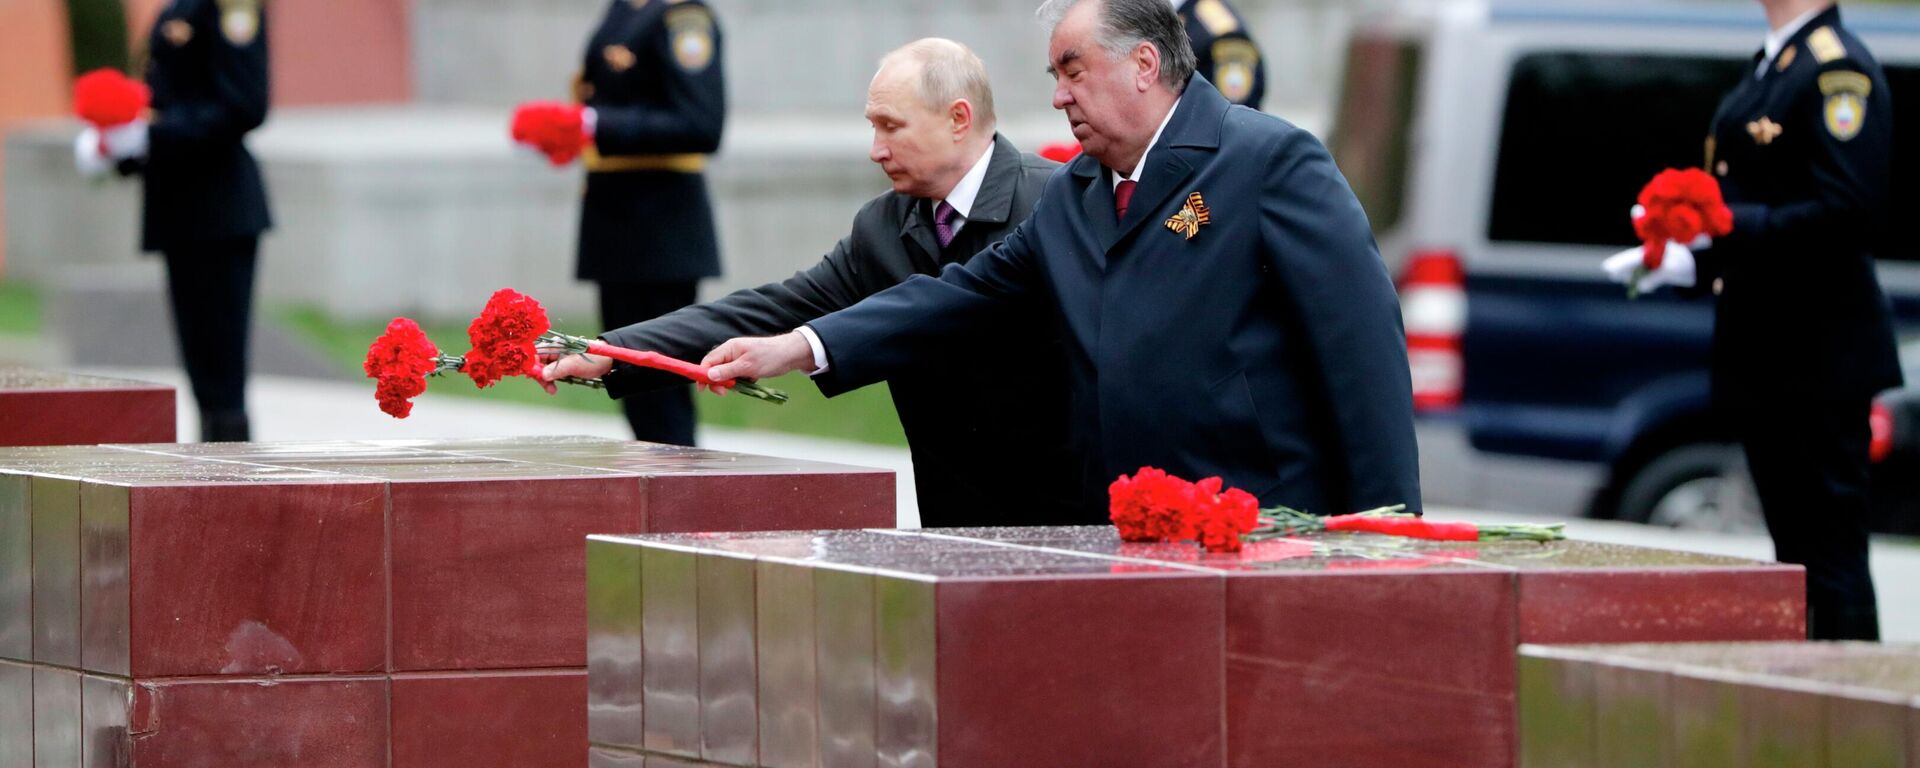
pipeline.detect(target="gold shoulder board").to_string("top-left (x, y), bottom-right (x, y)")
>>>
top-left (1808, 27), bottom-right (1846, 64)
top-left (1195, 0), bottom-right (1239, 37)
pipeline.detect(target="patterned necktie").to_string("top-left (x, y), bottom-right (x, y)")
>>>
top-left (1115, 179), bottom-right (1137, 222)
top-left (934, 201), bottom-right (959, 248)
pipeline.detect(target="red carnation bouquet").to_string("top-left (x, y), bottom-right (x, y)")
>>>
top-left (1037, 141), bottom-right (1083, 163)
top-left (1111, 467), bottom-right (1563, 553)
top-left (72, 68), bottom-right (150, 155)
top-left (73, 68), bottom-right (149, 127)
top-left (365, 289), bottom-right (786, 419)
top-left (510, 102), bottom-right (590, 167)
top-left (1627, 168), bottom-right (1733, 298)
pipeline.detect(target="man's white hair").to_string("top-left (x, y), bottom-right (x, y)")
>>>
top-left (879, 38), bottom-right (998, 130)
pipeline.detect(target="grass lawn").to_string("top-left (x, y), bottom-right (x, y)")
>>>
top-left (0, 280), bottom-right (41, 336)
top-left (274, 306), bottom-right (909, 446)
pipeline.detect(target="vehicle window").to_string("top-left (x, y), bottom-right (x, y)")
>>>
top-left (1883, 65), bottom-right (1918, 263)
top-left (1488, 52), bottom-right (1744, 248)
top-left (1331, 35), bottom-right (1422, 234)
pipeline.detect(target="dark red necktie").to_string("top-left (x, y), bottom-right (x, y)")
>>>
top-left (1114, 179), bottom-right (1137, 222)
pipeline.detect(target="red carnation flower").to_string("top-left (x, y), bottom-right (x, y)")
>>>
top-left (72, 68), bottom-right (149, 128)
top-left (1634, 168), bottom-right (1734, 269)
top-left (364, 318), bottom-right (442, 419)
top-left (463, 289), bottom-right (551, 389)
top-left (511, 102), bottom-right (590, 166)
top-left (1037, 141), bottom-right (1082, 163)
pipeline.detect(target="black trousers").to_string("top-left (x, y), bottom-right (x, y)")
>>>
top-left (1739, 399), bottom-right (1880, 640)
top-left (599, 281), bottom-right (697, 446)
top-left (162, 238), bottom-right (258, 442)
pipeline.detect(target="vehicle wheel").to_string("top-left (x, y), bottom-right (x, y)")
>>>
top-left (1615, 444), bottom-right (1765, 532)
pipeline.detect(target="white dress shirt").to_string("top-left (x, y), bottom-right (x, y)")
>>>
top-left (940, 142), bottom-right (997, 236)
top-left (1758, 6), bottom-right (1826, 76)
top-left (796, 141), bottom-right (997, 374)
top-left (1112, 95), bottom-right (1183, 191)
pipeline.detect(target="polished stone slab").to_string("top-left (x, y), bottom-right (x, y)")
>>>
top-left (1519, 642), bottom-right (1920, 768)
top-left (0, 437), bottom-right (893, 767)
top-left (588, 527), bottom-right (1804, 768)
top-left (0, 366), bottom-right (174, 447)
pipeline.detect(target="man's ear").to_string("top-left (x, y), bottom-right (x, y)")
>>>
top-left (949, 99), bottom-right (975, 141)
top-left (1134, 42), bottom-right (1161, 91)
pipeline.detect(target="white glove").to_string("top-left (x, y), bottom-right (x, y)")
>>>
top-left (100, 118), bottom-right (149, 160)
top-left (74, 129), bottom-right (111, 178)
top-left (1603, 241), bottom-right (1697, 294)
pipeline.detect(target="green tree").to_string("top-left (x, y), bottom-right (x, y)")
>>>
top-left (65, 0), bottom-right (129, 75)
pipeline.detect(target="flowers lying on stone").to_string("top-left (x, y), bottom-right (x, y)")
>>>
top-left (1110, 467), bottom-right (1564, 553)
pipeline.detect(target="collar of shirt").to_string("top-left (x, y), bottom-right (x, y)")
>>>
top-left (1170, 0), bottom-right (1192, 10)
top-left (939, 141), bottom-right (997, 225)
top-left (1112, 95), bottom-right (1184, 192)
top-left (1759, 5), bottom-right (1826, 75)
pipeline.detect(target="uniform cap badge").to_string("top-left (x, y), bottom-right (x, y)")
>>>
top-left (1164, 192), bottom-right (1212, 240)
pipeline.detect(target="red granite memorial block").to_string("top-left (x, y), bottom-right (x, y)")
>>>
top-left (589, 527), bottom-right (1808, 768)
top-left (102, 477), bottom-right (390, 677)
top-left (0, 367), bottom-right (173, 447)
top-left (390, 671), bottom-right (589, 768)
top-left (1519, 643), bottom-right (1920, 768)
top-left (429, 439), bottom-right (896, 532)
top-left (123, 675), bottom-right (391, 766)
top-left (589, 531), bottom-right (1225, 768)
top-left (386, 473), bottom-right (643, 671)
top-left (0, 437), bottom-right (892, 767)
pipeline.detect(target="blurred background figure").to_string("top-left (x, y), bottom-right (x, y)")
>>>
top-left (1177, 0), bottom-right (1266, 109)
top-left (71, 0), bottom-right (272, 441)
top-left (1605, 0), bottom-right (1898, 640)
top-left (568, 0), bottom-right (727, 445)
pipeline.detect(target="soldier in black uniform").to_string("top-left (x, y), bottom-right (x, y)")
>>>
top-left (1612, 1), bottom-right (1901, 640)
top-left (1177, 0), bottom-right (1265, 109)
top-left (573, 0), bottom-right (726, 445)
top-left (92, 0), bottom-right (272, 442)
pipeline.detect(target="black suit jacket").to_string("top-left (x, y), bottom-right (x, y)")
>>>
top-left (137, 0), bottom-right (272, 252)
top-left (808, 77), bottom-right (1421, 519)
top-left (1699, 5), bottom-right (1902, 409)
top-left (576, 0), bottom-right (725, 283)
top-left (601, 135), bottom-right (1082, 525)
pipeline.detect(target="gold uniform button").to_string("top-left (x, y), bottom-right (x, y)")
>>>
top-left (1716, 161), bottom-right (1729, 176)
top-left (1713, 278), bottom-right (1725, 296)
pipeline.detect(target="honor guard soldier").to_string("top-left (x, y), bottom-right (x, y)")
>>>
top-left (1176, 0), bottom-right (1265, 109)
top-left (79, 0), bottom-right (272, 442)
top-left (573, 0), bottom-right (726, 445)
top-left (1609, 1), bottom-right (1901, 640)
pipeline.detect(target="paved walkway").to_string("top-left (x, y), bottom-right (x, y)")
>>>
top-left (74, 365), bottom-right (1920, 641)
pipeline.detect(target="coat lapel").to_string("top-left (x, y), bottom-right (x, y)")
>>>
top-left (1075, 159), bottom-right (1117, 268)
top-left (1100, 75), bottom-right (1227, 255)
top-left (900, 200), bottom-right (942, 274)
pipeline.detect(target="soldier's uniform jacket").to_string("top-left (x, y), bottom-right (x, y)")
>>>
top-left (575, 0), bottom-right (725, 283)
top-left (138, 0), bottom-right (272, 253)
top-left (1699, 5), bottom-right (1903, 408)
top-left (1179, 0), bottom-right (1265, 110)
